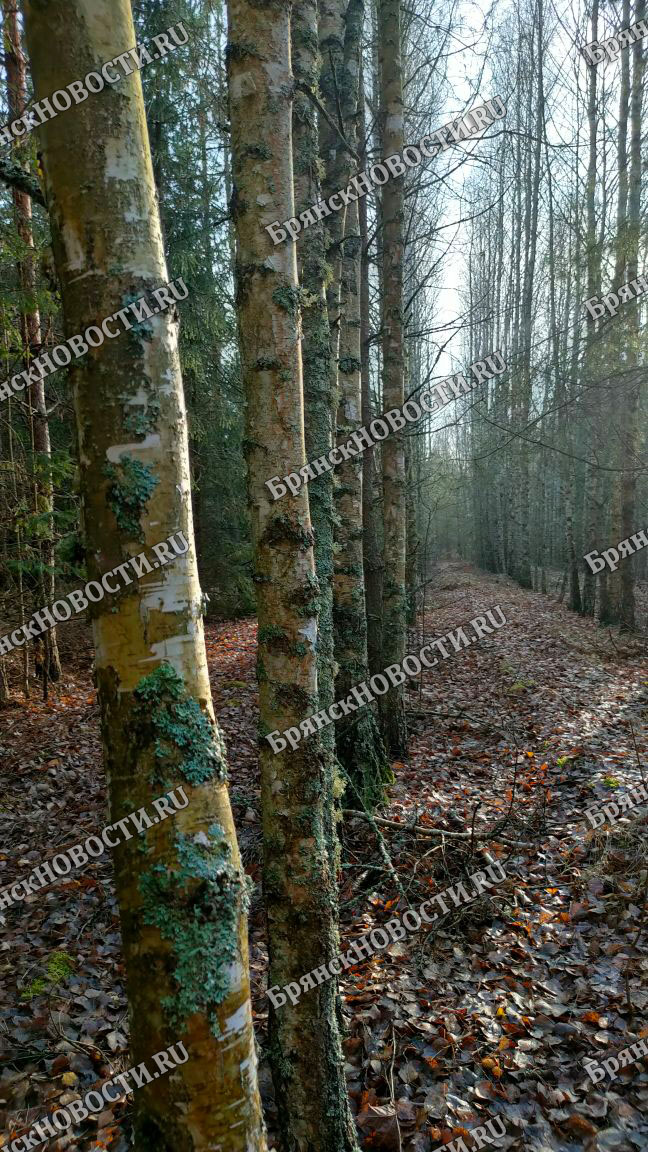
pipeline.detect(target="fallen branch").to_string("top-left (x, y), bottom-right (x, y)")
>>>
top-left (343, 809), bottom-right (537, 849)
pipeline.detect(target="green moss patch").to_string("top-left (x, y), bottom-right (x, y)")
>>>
top-left (134, 664), bottom-right (226, 785)
top-left (21, 951), bottom-right (76, 1000)
top-left (105, 455), bottom-right (159, 540)
top-left (139, 825), bottom-right (251, 1035)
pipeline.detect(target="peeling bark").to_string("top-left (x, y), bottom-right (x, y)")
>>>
top-left (23, 3), bottom-right (266, 1148)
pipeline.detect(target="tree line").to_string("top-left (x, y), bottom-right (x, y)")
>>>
top-left (0, 0), bottom-right (645, 1147)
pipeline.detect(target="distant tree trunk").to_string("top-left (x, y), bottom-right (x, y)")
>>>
top-left (24, 3), bottom-right (266, 1148)
top-left (541, 12), bottom-right (581, 612)
top-left (320, 0), bottom-right (389, 805)
top-left (568, 128), bottom-right (586, 613)
top-left (226, 1), bottom-right (358, 1148)
top-left (581, 0), bottom-right (602, 618)
top-left (4, 0), bottom-right (61, 683)
top-left (359, 62), bottom-right (383, 677)
top-left (319, 0), bottom-right (360, 341)
top-left (335, 192), bottom-right (389, 807)
top-left (515, 3), bottom-right (542, 591)
top-left (618, 0), bottom-right (644, 631)
top-left (319, 0), bottom-right (350, 453)
top-left (6, 395), bottom-right (29, 696)
top-left (292, 0), bottom-right (339, 855)
top-left (506, 49), bottom-right (523, 582)
top-left (491, 155), bottom-right (508, 576)
top-left (378, 0), bottom-right (407, 756)
top-left (405, 433), bottom-right (418, 624)
top-left (0, 367), bottom-right (12, 701)
top-left (601, 0), bottom-right (631, 626)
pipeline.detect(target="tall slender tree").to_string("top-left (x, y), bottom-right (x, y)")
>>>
top-left (335, 187), bottom-right (389, 806)
top-left (318, 0), bottom-right (389, 804)
top-left (378, 0), bottom-right (407, 755)
top-left (292, 0), bottom-right (339, 856)
top-left (617, 0), bottom-right (645, 630)
top-left (23, 3), bottom-right (266, 1147)
top-left (4, 0), bottom-right (60, 684)
top-left (226, 0), bottom-right (358, 1147)
top-left (581, 0), bottom-right (603, 618)
top-left (359, 58), bottom-right (383, 679)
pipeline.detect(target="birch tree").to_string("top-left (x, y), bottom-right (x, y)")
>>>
top-left (292, 0), bottom-right (339, 855)
top-left (23, 2), bottom-right (265, 1148)
top-left (226, 0), bottom-right (358, 1146)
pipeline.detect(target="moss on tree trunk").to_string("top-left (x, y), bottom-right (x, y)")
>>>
top-left (335, 200), bottom-right (390, 808)
top-left (292, 0), bottom-right (340, 866)
top-left (226, 0), bottom-right (358, 1147)
top-left (23, 3), bottom-right (266, 1148)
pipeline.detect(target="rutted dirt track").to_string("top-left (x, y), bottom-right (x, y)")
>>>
top-left (0, 563), bottom-right (646, 1151)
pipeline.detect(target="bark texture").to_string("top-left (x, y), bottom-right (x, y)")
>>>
top-left (378, 0), bottom-right (407, 755)
top-left (335, 193), bottom-right (389, 807)
top-left (292, 0), bottom-right (339, 861)
top-left (4, 0), bottom-right (61, 684)
top-left (226, 1), bottom-right (358, 1148)
top-left (23, 3), bottom-right (266, 1149)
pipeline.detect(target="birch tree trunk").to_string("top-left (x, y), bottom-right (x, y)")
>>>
top-left (511, 7), bottom-right (542, 591)
top-left (335, 192), bottom-right (389, 806)
top-left (292, 0), bottom-right (339, 859)
top-left (364, 13), bottom-right (386, 673)
top-left (602, 0), bottom-right (631, 626)
top-left (320, 0), bottom-right (389, 805)
top-left (359, 108), bottom-right (383, 676)
top-left (226, 1), bottom-right (358, 1147)
top-left (23, 3), bottom-right (266, 1148)
top-left (378, 0), bottom-right (408, 756)
top-left (581, 0), bottom-right (603, 618)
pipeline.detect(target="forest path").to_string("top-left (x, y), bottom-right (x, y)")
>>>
top-left (0, 563), bottom-right (646, 1151)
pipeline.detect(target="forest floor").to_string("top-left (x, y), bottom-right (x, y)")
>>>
top-left (0, 562), bottom-right (647, 1152)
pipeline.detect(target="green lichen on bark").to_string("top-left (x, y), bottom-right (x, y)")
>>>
top-left (255, 356), bottom-right (282, 371)
top-left (272, 281), bottom-right (301, 315)
top-left (245, 143), bottom-right (272, 160)
top-left (121, 290), bottom-right (155, 338)
top-left (139, 824), bottom-right (251, 1035)
top-left (134, 664), bottom-right (227, 785)
top-left (291, 569), bottom-right (320, 617)
top-left (272, 682), bottom-right (318, 715)
top-left (258, 624), bottom-right (289, 645)
top-left (337, 708), bottom-right (393, 811)
top-left (124, 389), bottom-right (161, 438)
top-left (262, 515), bottom-right (314, 551)
top-left (338, 356), bottom-right (362, 375)
top-left (225, 39), bottom-right (264, 63)
top-left (104, 455), bottom-right (159, 540)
